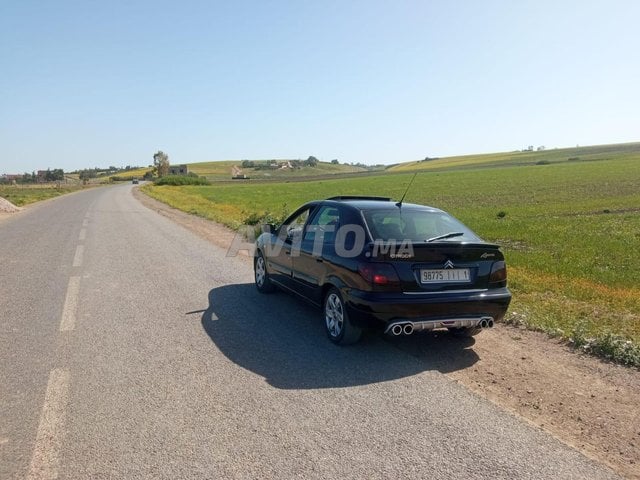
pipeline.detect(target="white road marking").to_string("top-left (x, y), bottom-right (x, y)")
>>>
top-left (27, 368), bottom-right (70, 480)
top-left (59, 276), bottom-right (80, 332)
top-left (78, 229), bottom-right (86, 241)
top-left (72, 245), bottom-right (84, 267)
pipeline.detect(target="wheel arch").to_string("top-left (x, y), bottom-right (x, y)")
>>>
top-left (320, 276), bottom-right (348, 304)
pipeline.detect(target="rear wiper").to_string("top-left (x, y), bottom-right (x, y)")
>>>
top-left (426, 232), bottom-right (464, 242)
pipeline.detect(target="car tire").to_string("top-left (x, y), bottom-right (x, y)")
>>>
top-left (254, 252), bottom-right (276, 293)
top-left (324, 287), bottom-right (362, 345)
top-left (448, 326), bottom-right (482, 338)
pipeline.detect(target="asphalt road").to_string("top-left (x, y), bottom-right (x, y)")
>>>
top-left (0, 185), bottom-right (621, 479)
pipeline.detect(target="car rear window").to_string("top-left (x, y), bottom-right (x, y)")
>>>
top-left (362, 208), bottom-right (482, 243)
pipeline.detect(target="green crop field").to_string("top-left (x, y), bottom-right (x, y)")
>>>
top-left (120, 166), bottom-right (153, 177)
top-left (390, 142), bottom-right (640, 172)
top-left (143, 148), bottom-right (640, 366)
top-left (0, 184), bottom-right (89, 206)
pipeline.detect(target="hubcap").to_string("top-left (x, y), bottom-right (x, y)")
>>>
top-left (325, 293), bottom-right (344, 337)
top-left (255, 257), bottom-right (266, 286)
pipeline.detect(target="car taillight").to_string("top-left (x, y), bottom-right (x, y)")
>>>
top-left (358, 263), bottom-right (401, 290)
top-left (489, 261), bottom-right (507, 284)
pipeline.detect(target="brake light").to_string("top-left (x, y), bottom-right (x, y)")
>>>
top-left (373, 274), bottom-right (388, 285)
top-left (489, 261), bottom-right (507, 284)
top-left (358, 263), bottom-right (401, 289)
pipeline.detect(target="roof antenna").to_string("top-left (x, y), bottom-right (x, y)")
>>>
top-left (396, 172), bottom-right (418, 208)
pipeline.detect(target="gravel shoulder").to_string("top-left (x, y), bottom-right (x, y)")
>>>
top-left (134, 187), bottom-right (640, 479)
top-left (0, 196), bottom-right (22, 214)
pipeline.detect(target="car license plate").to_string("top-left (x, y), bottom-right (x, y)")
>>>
top-left (421, 268), bottom-right (470, 283)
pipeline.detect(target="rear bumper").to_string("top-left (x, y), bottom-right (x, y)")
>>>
top-left (344, 287), bottom-right (512, 330)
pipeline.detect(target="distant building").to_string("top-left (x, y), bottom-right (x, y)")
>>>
top-left (2, 174), bottom-right (22, 182)
top-left (168, 164), bottom-right (188, 175)
top-left (231, 165), bottom-right (249, 179)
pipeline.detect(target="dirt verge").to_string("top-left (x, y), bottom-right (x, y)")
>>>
top-left (0, 196), bottom-right (21, 213)
top-left (134, 187), bottom-right (640, 479)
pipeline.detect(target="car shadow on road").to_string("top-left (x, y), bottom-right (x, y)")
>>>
top-left (200, 283), bottom-right (480, 390)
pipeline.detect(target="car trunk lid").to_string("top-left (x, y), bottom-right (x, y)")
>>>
top-left (369, 242), bottom-right (504, 293)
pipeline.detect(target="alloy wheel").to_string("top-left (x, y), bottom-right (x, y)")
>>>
top-left (255, 256), bottom-right (266, 287)
top-left (325, 293), bottom-right (344, 338)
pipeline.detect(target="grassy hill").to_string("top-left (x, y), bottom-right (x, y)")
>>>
top-left (122, 166), bottom-right (153, 177)
top-left (187, 160), bottom-right (367, 181)
top-left (389, 142), bottom-right (640, 173)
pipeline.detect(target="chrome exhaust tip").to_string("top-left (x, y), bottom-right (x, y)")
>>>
top-left (479, 319), bottom-right (488, 328)
top-left (403, 323), bottom-right (414, 335)
top-left (487, 319), bottom-right (494, 328)
top-left (391, 324), bottom-right (403, 336)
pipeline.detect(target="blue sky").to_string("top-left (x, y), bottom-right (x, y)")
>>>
top-left (1, 1), bottom-right (639, 173)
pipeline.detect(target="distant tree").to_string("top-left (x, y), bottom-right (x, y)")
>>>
top-left (41, 168), bottom-right (63, 182)
top-left (153, 151), bottom-right (170, 177)
top-left (79, 169), bottom-right (98, 184)
top-left (305, 156), bottom-right (319, 167)
top-left (52, 168), bottom-right (64, 181)
top-left (241, 160), bottom-right (255, 168)
top-left (330, 159), bottom-right (339, 164)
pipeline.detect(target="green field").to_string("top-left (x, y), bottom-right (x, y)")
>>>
top-left (0, 185), bottom-right (89, 206)
top-left (119, 166), bottom-right (153, 177)
top-left (390, 142), bottom-right (640, 172)
top-left (143, 147), bottom-right (640, 366)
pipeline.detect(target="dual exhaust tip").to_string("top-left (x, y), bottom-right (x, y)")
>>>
top-left (388, 317), bottom-right (494, 336)
top-left (479, 317), bottom-right (494, 329)
top-left (390, 323), bottom-right (413, 336)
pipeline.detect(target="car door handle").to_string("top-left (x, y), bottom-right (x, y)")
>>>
top-left (316, 258), bottom-right (324, 263)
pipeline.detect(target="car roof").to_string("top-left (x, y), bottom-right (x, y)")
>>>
top-left (321, 197), bottom-right (443, 213)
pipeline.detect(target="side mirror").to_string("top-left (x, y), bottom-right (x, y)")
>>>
top-left (262, 223), bottom-right (277, 235)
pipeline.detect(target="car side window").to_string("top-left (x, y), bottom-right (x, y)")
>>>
top-left (304, 206), bottom-right (340, 243)
top-left (283, 207), bottom-right (311, 241)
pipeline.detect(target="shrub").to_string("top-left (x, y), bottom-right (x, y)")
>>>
top-left (154, 175), bottom-right (210, 186)
top-left (243, 211), bottom-right (263, 226)
top-left (110, 175), bottom-right (134, 182)
top-left (243, 208), bottom-right (289, 228)
top-left (570, 326), bottom-right (640, 368)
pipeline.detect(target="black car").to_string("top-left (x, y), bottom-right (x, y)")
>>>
top-left (254, 196), bottom-right (511, 345)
